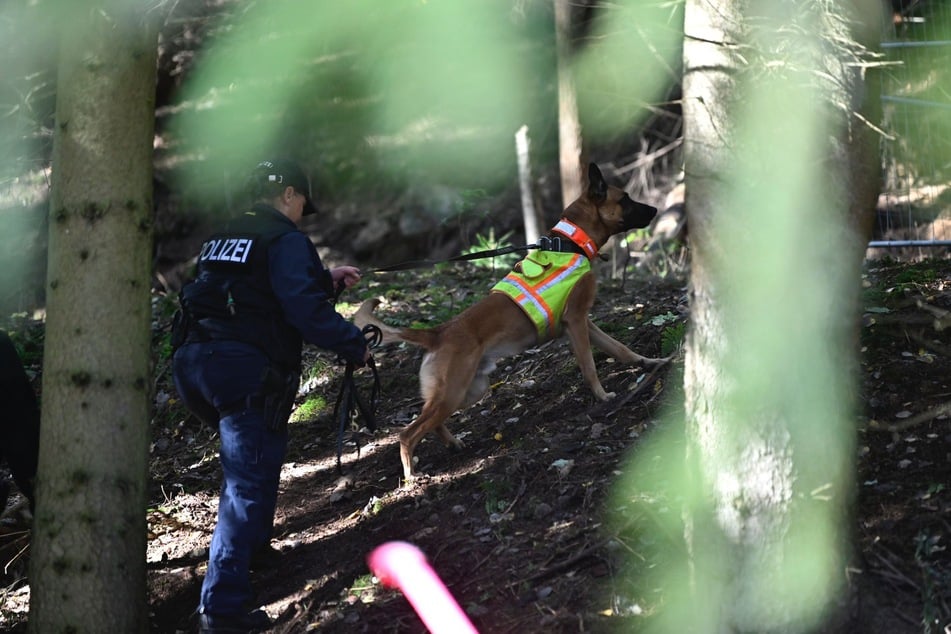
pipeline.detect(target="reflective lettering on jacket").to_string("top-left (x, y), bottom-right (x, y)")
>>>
top-left (185, 205), bottom-right (301, 369)
top-left (199, 236), bottom-right (255, 264)
top-left (491, 251), bottom-right (590, 340)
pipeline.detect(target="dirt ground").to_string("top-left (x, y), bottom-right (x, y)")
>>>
top-left (1, 256), bottom-right (950, 633)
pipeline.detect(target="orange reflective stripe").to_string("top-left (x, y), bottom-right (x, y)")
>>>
top-left (515, 277), bottom-right (556, 335)
top-left (497, 275), bottom-right (556, 337)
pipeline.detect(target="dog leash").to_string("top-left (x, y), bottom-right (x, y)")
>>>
top-left (368, 235), bottom-right (587, 273)
top-left (333, 324), bottom-right (383, 473)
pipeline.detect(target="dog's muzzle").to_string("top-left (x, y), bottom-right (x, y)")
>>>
top-left (621, 195), bottom-right (658, 231)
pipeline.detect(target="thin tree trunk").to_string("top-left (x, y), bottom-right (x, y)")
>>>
top-left (30, 2), bottom-right (158, 632)
top-left (554, 0), bottom-right (583, 208)
top-left (515, 125), bottom-right (542, 244)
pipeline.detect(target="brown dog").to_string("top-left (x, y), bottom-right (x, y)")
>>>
top-left (355, 163), bottom-right (661, 480)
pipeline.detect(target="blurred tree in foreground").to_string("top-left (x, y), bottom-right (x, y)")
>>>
top-left (170, 0), bottom-right (680, 206)
top-left (615, 1), bottom-right (886, 632)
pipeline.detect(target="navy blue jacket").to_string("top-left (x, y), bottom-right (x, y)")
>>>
top-left (181, 204), bottom-right (366, 369)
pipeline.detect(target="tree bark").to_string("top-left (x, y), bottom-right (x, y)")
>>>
top-left (515, 125), bottom-right (543, 244)
top-left (554, 0), bottom-right (584, 209)
top-left (679, 0), bottom-right (882, 631)
top-left (29, 2), bottom-right (158, 632)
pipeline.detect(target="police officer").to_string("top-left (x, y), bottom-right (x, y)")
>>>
top-left (172, 158), bottom-right (370, 634)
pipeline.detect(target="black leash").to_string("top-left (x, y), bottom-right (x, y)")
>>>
top-left (368, 236), bottom-right (585, 273)
top-left (333, 324), bottom-right (382, 473)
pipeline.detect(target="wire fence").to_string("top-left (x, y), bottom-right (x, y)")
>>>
top-left (874, 1), bottom-right (951, 254)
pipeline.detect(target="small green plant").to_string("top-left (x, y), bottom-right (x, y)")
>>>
top-left (479, 477), bottom-right (511, 515)
top-left (886, 259), bottom-right (942, 294)
top-left (648, 311), bottom-right (678, 327)
top-left (661, 322), bottom-right (686, 356)
top-left (624, 227), bottom-right (651, 243)
top-left (893, 262), bottom-right (938, 285)
top-left (914, 530), bottom-right (948, 634)
top-left (2, 316), bottom-right (45, 366)
top-left (347, 573), bottom-right (380, 604)
top-left (462, 228), bottom-right (520, 271)
top-left (157, 332), bottom-right (174, 361)
top-left (302, 357), bottom-right (334, 384)
top-left (152, 293), bottom-right (180, 320)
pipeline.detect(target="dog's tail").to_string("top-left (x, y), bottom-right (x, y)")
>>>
top-left (353, 298), bottom-right (440, 350)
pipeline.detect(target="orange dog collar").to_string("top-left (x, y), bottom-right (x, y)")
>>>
top-left (552, 219), bottom-right (598, 260)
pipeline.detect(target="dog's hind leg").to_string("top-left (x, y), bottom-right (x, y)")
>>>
top-left (587, 318), bottom-right (669, 365)
top-left (401, 347), bottom-right (483, 479)
top-left (423, 361), bottom-right (493, 458)
top-left (399, 400), bottom-right (460, 480)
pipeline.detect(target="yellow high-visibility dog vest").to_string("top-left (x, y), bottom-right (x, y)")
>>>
top-left (491, 250), bottom-right (590, 340)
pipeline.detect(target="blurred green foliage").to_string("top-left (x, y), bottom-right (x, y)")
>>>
top-left (171, 0), bottom-right (682, 201)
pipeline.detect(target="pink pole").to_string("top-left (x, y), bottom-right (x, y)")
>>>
top-left (367, 541), bottom-right (479, 634)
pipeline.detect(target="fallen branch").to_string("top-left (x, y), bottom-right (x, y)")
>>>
top-left (589, 355), bottom-right (675, 418)
top-left (867, 400), bottom-right (951, 433)
top-left (3, 531), bottom-right (30, 576)
top-left (514, 536), bottom-right (611, 586)
top-left (869, 546), bottom-right (920, 593)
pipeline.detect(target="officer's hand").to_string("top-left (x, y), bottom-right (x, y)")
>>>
top-left (332, 266), bottom-right (362, 290)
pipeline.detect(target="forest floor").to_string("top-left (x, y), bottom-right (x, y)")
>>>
top-left (1, 255), bottom-right (950, 633)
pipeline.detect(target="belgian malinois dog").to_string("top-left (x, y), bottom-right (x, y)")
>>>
top-left (355, 163), bottom-right (662, 479)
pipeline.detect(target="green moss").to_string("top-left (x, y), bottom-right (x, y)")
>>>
top-left (291, 395), bottom-right (328, 423)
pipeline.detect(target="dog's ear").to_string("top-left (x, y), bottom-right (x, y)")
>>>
top-left (587, 163), bottom-right (607, 203)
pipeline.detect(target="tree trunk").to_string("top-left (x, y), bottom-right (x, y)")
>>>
top-left (29, 3), bottom-right (158, 632)
top-left (554, 0), bottom-right (583, 208)
top-left (515, 125), bottom-right (543, 244)
top-left (678, 1), bottom-right (882, 631)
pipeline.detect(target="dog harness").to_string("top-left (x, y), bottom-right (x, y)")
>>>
top-left (491, 249), bottom-right (591, 340)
